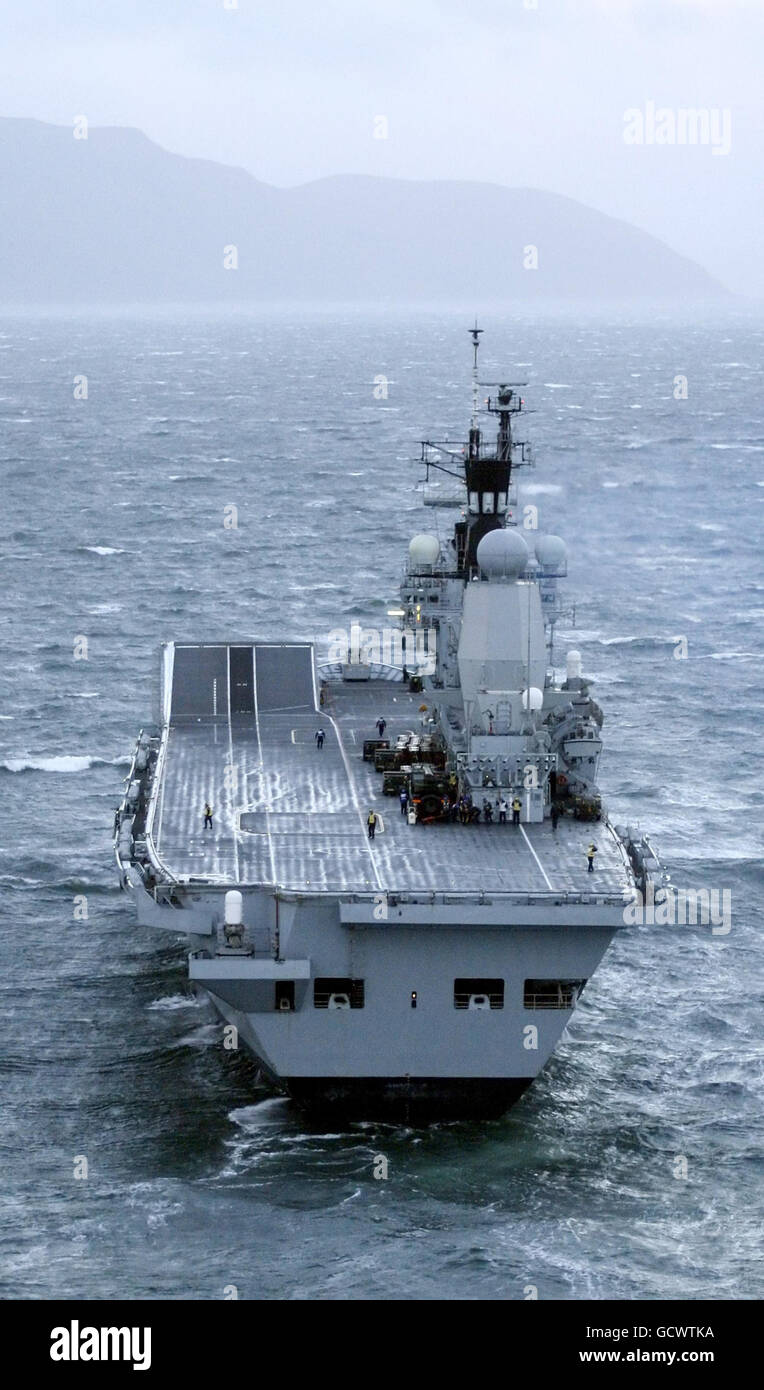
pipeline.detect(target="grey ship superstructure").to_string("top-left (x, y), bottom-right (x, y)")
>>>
top-left (115, 329), bottom-right (661, 1119)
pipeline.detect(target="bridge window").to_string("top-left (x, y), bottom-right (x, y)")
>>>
top-left (524, 979), bottom-right (586, 1009)
top-left (314, 978), bottom-right (365, 1009)
top-left (454, 978), bottom-right (504, 1010)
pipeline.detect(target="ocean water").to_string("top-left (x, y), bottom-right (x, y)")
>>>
top-left (1, 307), bottom-right (762, 1301)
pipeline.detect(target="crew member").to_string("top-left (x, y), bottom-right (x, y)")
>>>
top-left (376, 717), bottom-right (387, 738)
top-left (482, 798), bottom-right (493, 824)
top-left (399, 787), bottom-right (409, 816)
top-left (587, 842), bottom-right (597, 872)
top-left (498, 796), bottom-right (508, 825)
top-left (203, 802), bottom-right (213, 830)
top-left (367, 809), bottom-right (377, 840)
top-left (315, 728), bottom-right (325, 749)
top-left (511, 796), bottom-right (522, 827)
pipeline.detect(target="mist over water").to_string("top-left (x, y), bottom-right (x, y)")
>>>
top-left (1, 308), bottom-right (762, 1300)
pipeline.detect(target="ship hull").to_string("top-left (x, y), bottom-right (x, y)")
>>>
top-left (173, 898), bottom-right (623, 1119)
top-left (124, 875), bottom-right (627, 1118)
top-left (193, 981), bottom-right (534, 1119)
top-left (284, 1076), bottom-right (532, 1121)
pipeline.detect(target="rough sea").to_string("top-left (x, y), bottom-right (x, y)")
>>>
top-left (1, 308), bottom-right (761, 1301)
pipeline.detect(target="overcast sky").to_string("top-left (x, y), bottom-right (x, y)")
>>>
top-left (2, 0), bottom-right (762, 295)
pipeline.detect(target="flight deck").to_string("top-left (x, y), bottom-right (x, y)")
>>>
top-left (147, 642), bottom-right (630, 899)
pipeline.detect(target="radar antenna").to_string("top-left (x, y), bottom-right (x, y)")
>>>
top-left (468, 321), bottom-right (483, 460)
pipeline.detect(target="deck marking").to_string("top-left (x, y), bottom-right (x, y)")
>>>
top-left (519, 824), bottom-right (554, 891)
top-left (226, 647), bottom-right (241, 883)
top-left (324, 709), bottom-right (384, 891)
top-left (252, 645), bottom-right (278, 887)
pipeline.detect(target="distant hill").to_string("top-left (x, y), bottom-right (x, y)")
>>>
top-left (0, 117), bottom-right (727, 304)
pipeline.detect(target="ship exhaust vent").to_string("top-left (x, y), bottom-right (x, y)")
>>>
top-left (314, 978), bottom-right (365, 1009)
top-left (524, 979), bottom-right (587, 1009)
top-left (454, 979), bottom-right (504, 1010)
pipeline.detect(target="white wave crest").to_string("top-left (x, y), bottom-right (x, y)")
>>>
top-left (1, 754), bottom-right (131, 773)
top-left (146, 994), bottom-right (204, 1012)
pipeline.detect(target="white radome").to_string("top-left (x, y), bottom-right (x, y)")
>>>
top-left (534, 534), bottom-right (567, 569)
top-left (409, 534), bottom-right (440, 567)
top-left (566, 649), bottom-right (583, 680)
top-left (224, 889), bottom-right (243, 926)
top-left (476, 528), bottom-right (529, 578)
top-left (522, 686), bottom-right (544, 711)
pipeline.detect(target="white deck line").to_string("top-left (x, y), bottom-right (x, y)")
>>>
top-left (325, 709), bottom-right (385, 893)
top-left (520, 824), bottom-right (555, 892)
top-left (226, 647), bottom-right (242, 884)
top-left (251, 645), bottom-right (278, 887)
top-left (311, 643), bottom-right (383, 891)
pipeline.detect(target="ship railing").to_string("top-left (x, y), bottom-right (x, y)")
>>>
top-left (604, 817), bottom-right (634, 880)
top-left (323, 889), bottom-right (624, 907)
top-left (524, 987), bottom-right (581, 1010)
top-left (141, 721), bottom-right (178, 885)
top-left (115, 729), bottom-right (144, 813)
top-left (115, 729), bottom-right (154, 886)
top-left (113, 730), bottom-right (143, 869)
top-left (135, 880), bottom-right (625, 909)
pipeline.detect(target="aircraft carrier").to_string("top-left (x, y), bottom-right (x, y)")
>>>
top-left (114, 328), bottom-right (663, 1119)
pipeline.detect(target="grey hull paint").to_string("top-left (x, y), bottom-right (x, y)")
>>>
top-left (186, 981), bottom-right (534, 1119)
top-left (127, 879), bottom-right (622, 1109)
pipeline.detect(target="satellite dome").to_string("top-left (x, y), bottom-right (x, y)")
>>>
top-left (476, 528), bottom-right (529, 579)
top-left (408, 534), bottom-right (440, 567)
top-left (522, 687), bottom-right (544, 711)
top-left (566, 649), bottom-right (583, 680)
top-left (534, 534), bottom-right (567, 568)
